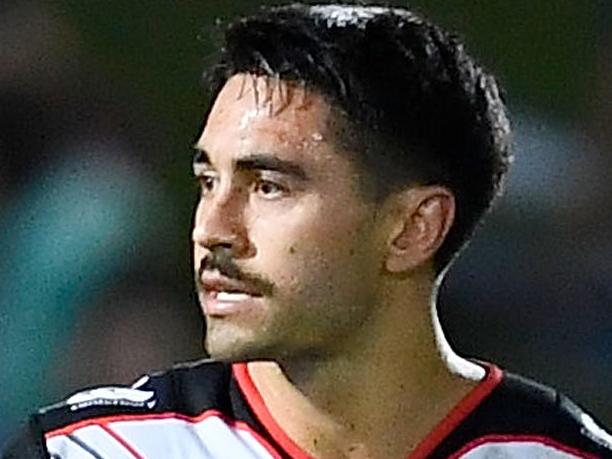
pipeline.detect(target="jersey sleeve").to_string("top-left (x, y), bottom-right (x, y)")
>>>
top-left (2, 360), bottom-right (235, 459)
top-left (1, 373), bottom-right (167, 459)
top-left (427, 368), bottom-right (612, 459)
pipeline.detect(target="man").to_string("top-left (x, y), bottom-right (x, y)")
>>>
top-left (4, 3), bottom-right (612, 458)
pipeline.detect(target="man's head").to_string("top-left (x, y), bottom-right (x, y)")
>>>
top-left (192, 4), bottom-right (512, 361)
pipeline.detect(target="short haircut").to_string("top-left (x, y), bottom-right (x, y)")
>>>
top-left (204, 3), bottom-right (513, 273)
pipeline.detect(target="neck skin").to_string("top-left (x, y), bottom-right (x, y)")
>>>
top-left (246, 271), bottom-right (485, 459)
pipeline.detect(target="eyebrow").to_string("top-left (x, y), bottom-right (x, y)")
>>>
top-left (192, 148), bottom-right (309, 181)
top-left (193, 148), bottom-right (210, 165)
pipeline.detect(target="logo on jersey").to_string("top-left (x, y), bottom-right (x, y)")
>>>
top-left (66, 387), bottom-right (156, 411)
top-left (581, 413), bottom-right (612, 451)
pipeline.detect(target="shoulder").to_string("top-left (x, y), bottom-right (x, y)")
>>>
top-left (441, 366), bottom-right (612, 459)
top-left (493, 370), bottom-right (612, 446)
top-left (38, 358), bottom-right (233, 431)
top-left (2, 359), bottom-right (236, 459)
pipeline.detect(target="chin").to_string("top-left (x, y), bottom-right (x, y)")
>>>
top-left (204, 327), bottom-right (278, 362)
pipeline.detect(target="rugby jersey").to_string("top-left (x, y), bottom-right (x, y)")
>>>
top-left (3, 359), bottom-right (612, 458)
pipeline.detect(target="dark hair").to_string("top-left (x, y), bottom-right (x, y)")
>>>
top-left (204, 3), bottom-right (513, 273)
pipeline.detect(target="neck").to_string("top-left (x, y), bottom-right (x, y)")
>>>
top-left (247, 275), bottom-right (485, 459)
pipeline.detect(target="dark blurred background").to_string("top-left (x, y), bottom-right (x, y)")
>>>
top-left (1, 0), bottom-right (611, 450)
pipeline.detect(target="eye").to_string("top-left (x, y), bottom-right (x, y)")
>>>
top-left (253, 179), bottom-right (287, 199)
top-left (197, 173), bottom-right (218, 194)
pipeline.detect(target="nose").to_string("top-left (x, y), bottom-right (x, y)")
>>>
top-left (192, 194), bottom-right (251, 258)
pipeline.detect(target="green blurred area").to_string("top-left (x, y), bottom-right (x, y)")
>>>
top-left (57, 0), bottom-right (602, 109)
top-left (50, 0), bottom-right (603, 208)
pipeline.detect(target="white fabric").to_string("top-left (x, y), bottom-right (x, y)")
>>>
top-left (47, 425), bottom-right (135, 458)
top-left (456, 441), bottom-right (587, 458)
top-left (46, 414), bottom-right (276, 459)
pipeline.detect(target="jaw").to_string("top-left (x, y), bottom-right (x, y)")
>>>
top-left (204, 314), bottom-right (283, 362)
top-left (204, 318), bottom-right (257, 360)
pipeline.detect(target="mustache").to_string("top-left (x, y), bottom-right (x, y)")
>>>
top-left (196, 247), bottom-right (275, 296)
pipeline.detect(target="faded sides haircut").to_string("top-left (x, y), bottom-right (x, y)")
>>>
top-left (203, 3), bottom-right (513, 273)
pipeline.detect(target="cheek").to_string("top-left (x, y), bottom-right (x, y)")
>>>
top-left (249, 196), bottom-right (375, 291)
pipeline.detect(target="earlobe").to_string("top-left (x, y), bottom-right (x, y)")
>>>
top-left (384, 188), bottom-right (455, 274)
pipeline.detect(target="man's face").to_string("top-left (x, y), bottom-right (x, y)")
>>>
top-left (193, 74), bottom-right (383, 361)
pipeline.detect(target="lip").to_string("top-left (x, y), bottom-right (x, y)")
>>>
top-left (199, 273), bottom-right (263, 317)
top-left (202, 290), bottom-right (263, 317)
top-left (200, 272), bottom-right (263, 296)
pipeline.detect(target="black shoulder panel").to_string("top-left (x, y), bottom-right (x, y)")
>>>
top-left (158, 358), bottom-right (234, 416)
top-left (432, 370), bottom-right (612, 458)
top-left (35, 359), bottom-right (233, 434)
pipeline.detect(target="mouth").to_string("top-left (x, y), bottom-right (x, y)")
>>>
top-left (199, 274), bottom-right (265, 317)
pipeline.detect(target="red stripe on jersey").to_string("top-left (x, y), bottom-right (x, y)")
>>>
top-left (409, 363), bottom-right (502, 458)
top-left (45, 408), bottom-right (283, 459)
top-left (233, 363), bottom-right (316, 459)
top-left (234, 362), bottom-right (502, 459)
top-left (447, 434), bottom-right (600, 459)
top-left (99, 424), bottom-right (146, 459)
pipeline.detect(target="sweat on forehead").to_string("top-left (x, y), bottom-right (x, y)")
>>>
top-left (224, 73), bottom-right (331, 117)
top-left (206, 73), bottom-right (352, 144)
top-left (200, 74), bottom-right (338, 151)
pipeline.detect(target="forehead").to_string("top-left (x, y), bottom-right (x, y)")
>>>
top-left (196, 74), bottom-right (343, 166)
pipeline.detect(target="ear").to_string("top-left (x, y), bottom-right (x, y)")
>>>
top-left (385, 186), bottom-right (455, 273)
